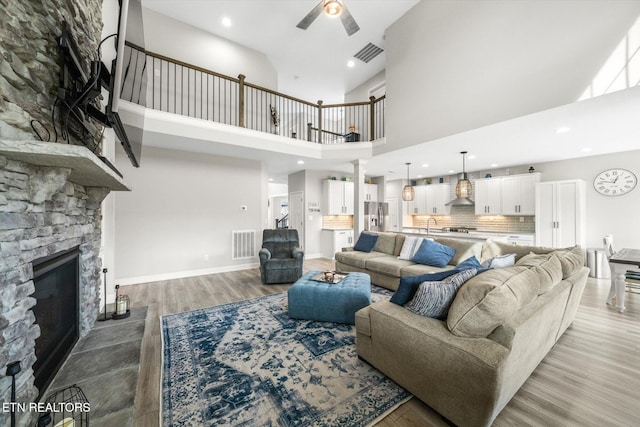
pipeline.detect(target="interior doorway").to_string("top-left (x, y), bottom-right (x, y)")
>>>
top-left (289, 191), bottom-right (304, 249)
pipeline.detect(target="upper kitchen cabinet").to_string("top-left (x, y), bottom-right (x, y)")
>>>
top-left (323, 180), bottom-right (354, 215)
top-left (501, 173), bottom-right (541, 215)
top-left (364, 183), bottom-right (378, 202)
top-left (406, 185), bottom-right (427, 214)
top-left (535, 180), bottom-right (585, 248)
top-left (474, 178), bottom-right (502, 215)
top-left (425, 184), bottom-right (451, 215)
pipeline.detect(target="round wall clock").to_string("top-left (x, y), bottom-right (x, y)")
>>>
top-left (593, 168), bottom-right (637, 196)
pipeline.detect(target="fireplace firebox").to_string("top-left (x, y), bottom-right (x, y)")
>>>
top-left (32, 247), bottom-right (80, 398)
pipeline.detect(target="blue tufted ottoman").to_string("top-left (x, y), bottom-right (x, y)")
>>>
top-left (287, 271), bottom-right (371, 324)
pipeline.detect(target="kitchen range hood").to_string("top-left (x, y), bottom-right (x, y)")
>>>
top-left (446, 151), bottom-right (475, 206)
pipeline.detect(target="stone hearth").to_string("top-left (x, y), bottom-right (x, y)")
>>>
top-left (0, 140), bottom-right (128, 426)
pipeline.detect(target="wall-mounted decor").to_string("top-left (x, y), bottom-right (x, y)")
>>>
top-left (593, 168), bottom-right (637, 196)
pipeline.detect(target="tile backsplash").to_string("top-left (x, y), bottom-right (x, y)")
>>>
top-left (412, 206), bottom-right (535, 233)
top-left (323, 215), bottom-right (354, 229)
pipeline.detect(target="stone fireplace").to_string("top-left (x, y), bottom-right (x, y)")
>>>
top-left (0, 140), bottom-right (128, 426)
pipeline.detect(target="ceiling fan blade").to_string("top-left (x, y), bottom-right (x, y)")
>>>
top-left (296, 1), bottom-right (324, 30)
top-left (340, 3), bottom-right (360, 36)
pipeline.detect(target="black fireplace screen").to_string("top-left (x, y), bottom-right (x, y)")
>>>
top-left (32, 246), bottom-right (80, 398)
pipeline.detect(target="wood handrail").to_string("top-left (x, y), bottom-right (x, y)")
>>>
top-left (126, 41), bottom-right (386, 108)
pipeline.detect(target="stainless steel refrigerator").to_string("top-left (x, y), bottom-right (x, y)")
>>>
top-left (364, 202), bottom-right (389, 232)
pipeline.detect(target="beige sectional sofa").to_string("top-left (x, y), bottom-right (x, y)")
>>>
top-left (337, 232), bottom-right (588, 427)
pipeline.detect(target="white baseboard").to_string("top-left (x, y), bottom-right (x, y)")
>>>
top-left (116, 262), bottom-right (259, 286)
top-left (305, 253), bottom-right (327, 259)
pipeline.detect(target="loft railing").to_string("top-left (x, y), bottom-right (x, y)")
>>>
top-left (121, 42), bottom-right (385, 143)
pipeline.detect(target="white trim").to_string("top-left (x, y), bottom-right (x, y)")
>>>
top-left (116, 262), bottom-right (259, 286)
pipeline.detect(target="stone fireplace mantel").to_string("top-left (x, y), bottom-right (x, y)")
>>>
top-left (0, 140), bottom-right (131, 191)
top-left (0, 139), bottom-right (129, 417)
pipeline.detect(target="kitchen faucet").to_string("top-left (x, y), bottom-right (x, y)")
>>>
top-left (426, 217), bottom-right (438, 235)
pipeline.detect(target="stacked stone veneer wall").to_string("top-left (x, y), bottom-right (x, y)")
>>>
top-left (0, 0), bottom-right (103, 144)
top-left (0, 156), bottom-right (108, 426)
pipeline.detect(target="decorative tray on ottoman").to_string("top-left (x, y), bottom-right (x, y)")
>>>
top-left (310, 271), bottom-right (347, 284)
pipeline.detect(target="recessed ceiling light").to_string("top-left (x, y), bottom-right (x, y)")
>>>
top-left (222, 17), bottom-right (232, 27)
top-left (422, 163), bottom-right (429, 168)
top-left (417, 174), bottom-right (423, 178)
top-left (347, 60), bottom-right (355, 68)
top-left (467, 155), bottom-right (476, 160)
top-left (448, 169), bottom-right (455, 174)
top-left (268, 178), bottom-right (273, 181)
top-left (581, 147), bottom-right (592, 153)
top-left (490, 163), bottom-right (498, 167)
top-left (297, 160), bottom-right (304, 165)
top-left (555, 127), bottom-right (571, 134)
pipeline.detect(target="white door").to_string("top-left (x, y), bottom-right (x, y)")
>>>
top-left (289, 191), bottom-right (304, 249)
top-left (557, 181), bottom-right (578, 248)
top-left (535, 182), bottom-right (556, 247)
top-left (386, 197), bottom-right (400, 232)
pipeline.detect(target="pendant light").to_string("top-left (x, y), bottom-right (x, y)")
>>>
top-left (446, 151), bottom-right (475, 206)
top-left (402, 162), bottom-right (415, 201)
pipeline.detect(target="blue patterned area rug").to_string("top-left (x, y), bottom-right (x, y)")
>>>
top-left (161, 286), bottom-right (410, 426)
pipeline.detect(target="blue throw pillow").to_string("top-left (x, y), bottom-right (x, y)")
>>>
top-left (390, 269), bottom-right (460, 305)
top-left (353, 232), bottom-right (378, 253)
top-left (411, 239), bottom-right (456, 268)
top-left (455, 256), bottom-right (484, 271)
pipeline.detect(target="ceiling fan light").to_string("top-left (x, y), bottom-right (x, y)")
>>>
top-left (324, 0), bottom-right (342, 16)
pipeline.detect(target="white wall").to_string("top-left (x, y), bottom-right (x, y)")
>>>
top-left (142, 8), bottom-right (277, 89)
top-left (114, 146), bottom-right (264, 284)
top-left (384, 0), bottom-right (640, 152)
top-left (345, 71), bottom-right (385, 103)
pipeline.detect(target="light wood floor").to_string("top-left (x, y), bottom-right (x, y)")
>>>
top-left (124, 259), bottom-right (639, 426)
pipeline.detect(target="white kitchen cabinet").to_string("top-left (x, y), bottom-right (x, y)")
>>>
top-left (323, 180), bottom-right (354, 215)
top-left (406, 185), bottom-right (427, 214)
top-left (425, 184), bottom-right (452, 215)
top-left (535, 180), bottom-right (585, 248)
top-left (474, 178), bottom-right (502, 215)
top-left (322, 229), bottom-right (354, 258)
top-left (501, 173), bottom-right (540, 215)
top-left (364, 183), bottom-right (378, 202)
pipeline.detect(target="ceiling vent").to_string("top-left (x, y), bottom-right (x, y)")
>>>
top-left (354, 43), bottom-right (384, 63)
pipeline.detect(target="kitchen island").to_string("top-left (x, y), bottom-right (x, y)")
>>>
top-left (401, 227), bottom-right (535, 245)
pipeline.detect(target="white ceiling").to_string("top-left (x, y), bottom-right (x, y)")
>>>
top-left (138, 0), bottom-right (640, 183)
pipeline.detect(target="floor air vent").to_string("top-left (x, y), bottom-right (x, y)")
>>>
top-left (354, 43), bottom-right (384, 63)
top-left (232, 230), bottom-right (256, 259)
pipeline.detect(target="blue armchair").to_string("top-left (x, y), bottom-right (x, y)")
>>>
top-left (259, 229), bottom-right (304, 284)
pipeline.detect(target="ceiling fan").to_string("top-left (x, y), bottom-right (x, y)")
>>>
top-left (296, 0), bottom-right (360, 36)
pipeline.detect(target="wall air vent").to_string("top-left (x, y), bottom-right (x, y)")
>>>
top-left (354, 43), bottom-right (384, 63)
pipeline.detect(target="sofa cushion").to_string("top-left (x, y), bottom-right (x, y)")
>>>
top-left (390, 269), bottom-right (463, 305)
top-left (398, 236), bottom-right (429, 260)
top-left (447, 266), bottom-right (541, 338)
top-left (516, 252), bottom-right (563, 294)
top-left (372, 232), bottom-right (399, 255)
top-left (404, 269), bottom-right (478, 320)
top-left (335, 250), bottom-right (387, 269)
top-left (481, 241), bottom-right (584, 278)
top-left (412, 239), bottom-right (456, 268)
top-left (552, 246), bottom-right (584, 278)
top-left (354, 232), bottom-right (378, 252)
top-left (434, 237), bottom-right (483, 265)
top-left (366, 256), bottom-right (416, 277)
